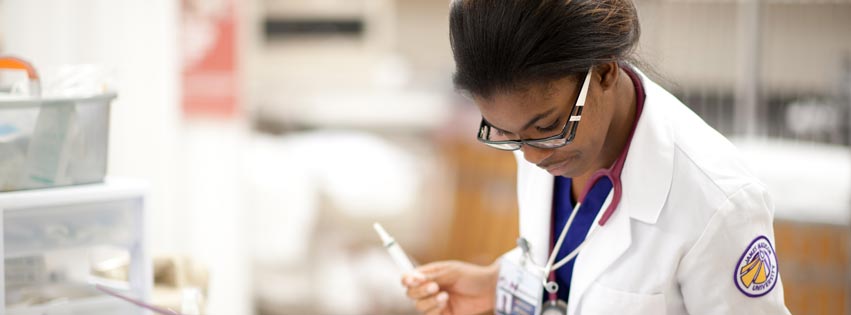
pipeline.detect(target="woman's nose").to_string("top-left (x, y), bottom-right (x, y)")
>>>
top-left (521, 145), bottom-right (552, 165)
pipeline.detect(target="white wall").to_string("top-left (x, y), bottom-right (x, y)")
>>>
top-left (247, 0), bottom-right (454, 130)
top-left (1, 0), bottom-right (183, 253)
top-left (637, 0), bottom-right (851, 93)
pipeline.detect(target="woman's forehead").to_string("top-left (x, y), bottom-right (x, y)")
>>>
top-left (475, 77), bottom-right (580, 132)
top-left (477, 77), bottom-right (579, 115)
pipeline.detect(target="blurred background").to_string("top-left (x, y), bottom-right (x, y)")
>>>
top-left (0, 0), bottom-right (849, 314)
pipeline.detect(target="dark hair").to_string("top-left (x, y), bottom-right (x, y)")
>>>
top-left (449, 0), bottom-right (641, 98)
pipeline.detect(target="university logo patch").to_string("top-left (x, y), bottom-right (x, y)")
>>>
top-left (734, 236), bottom-right (778, 297)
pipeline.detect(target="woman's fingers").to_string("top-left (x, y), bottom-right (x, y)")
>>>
top-left (407, 281), bottom-right (440, 299)
top-left (399, 262), bottom-right (458, 314)
top-left (419, 292), bottom-right (449, 315)
top-left (417, 261), bottom-right (458, 286)
top-left (402, 271), bottom-right (428, 287)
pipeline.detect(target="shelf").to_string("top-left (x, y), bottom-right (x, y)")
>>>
top-left (0, 177), bottom-right (148, 210)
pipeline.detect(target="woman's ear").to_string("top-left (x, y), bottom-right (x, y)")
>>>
top-left (596, 61), bottom-right (620, 92)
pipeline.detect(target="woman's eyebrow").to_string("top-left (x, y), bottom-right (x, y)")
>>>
top-left (485, 120), bottom-right (513, 134)
top-left (485, 107), bottom-right (556, 134)
top-left (520, 107), bottom-right (556, 131)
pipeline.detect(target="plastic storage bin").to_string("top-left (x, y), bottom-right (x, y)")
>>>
top-left (0, 57), bottom-right (115, 192)
top-left (1, 178), bottom-right (151, 315)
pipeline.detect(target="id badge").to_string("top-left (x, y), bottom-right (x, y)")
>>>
top-left (495, 250), bottom-right (544, 315)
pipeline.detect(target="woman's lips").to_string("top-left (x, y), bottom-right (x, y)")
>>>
top-left (541, 156), bottom-right (578, 175)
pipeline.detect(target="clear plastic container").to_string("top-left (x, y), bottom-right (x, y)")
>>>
top-left (0, 57), bottom-right (115, 192)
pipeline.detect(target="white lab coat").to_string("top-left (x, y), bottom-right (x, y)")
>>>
top-left (510, 70), bottom-right (791, 314)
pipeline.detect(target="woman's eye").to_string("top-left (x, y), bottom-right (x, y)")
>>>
top-left (495, 129), bottom-right (507, 136)
top-left (537, 120), bottom-right (560, 132)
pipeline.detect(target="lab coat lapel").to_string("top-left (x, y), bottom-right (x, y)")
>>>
top-left (513, 151), bottom-right (554, 267)
top-left (622, 69), bottom-right (675, 225)
top-left (567, 191), bottom-right (632, 314)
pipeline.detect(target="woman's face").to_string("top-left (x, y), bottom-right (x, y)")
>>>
top-left (474, 72), bottom-right (616, 178)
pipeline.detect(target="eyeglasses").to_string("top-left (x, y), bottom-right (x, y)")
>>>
top-left (477, 68), bottom-right (593, 151)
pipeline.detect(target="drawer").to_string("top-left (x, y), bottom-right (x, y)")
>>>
top-left (4, 198), bottom-right (141, 257)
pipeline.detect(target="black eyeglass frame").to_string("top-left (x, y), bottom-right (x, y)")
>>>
top-left (476, 68), bottom-right (593, 151)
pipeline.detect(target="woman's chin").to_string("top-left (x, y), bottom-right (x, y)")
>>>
top-left (543, 156), bottom-right (581, 177)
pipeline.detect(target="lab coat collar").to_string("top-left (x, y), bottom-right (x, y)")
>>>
top-left (620, 69), bottom-right (675, 225)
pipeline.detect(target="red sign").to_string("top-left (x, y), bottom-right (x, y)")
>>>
top-left (181, 0), bottom-right (239, 118)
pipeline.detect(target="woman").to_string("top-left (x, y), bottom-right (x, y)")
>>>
top-left (402, 0), bottom-right (790, 314)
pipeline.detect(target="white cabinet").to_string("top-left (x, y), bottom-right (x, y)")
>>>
top-left (1, 178), bottom-right (151, 315)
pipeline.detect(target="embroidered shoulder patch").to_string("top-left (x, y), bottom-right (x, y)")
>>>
top-left (734, 236), bottom-right (779, 297)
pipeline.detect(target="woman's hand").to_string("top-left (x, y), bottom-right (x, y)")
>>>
top-left (401, 260), bottom-right (499, 315)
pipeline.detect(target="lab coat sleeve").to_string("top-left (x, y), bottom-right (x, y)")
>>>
top-left (677, 183), bottom-right (791, 315)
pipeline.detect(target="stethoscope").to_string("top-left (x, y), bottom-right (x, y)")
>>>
top-left (516, 82), bottom-right (644, 314)
top-left (519, 138), bottom-right (628, 295)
